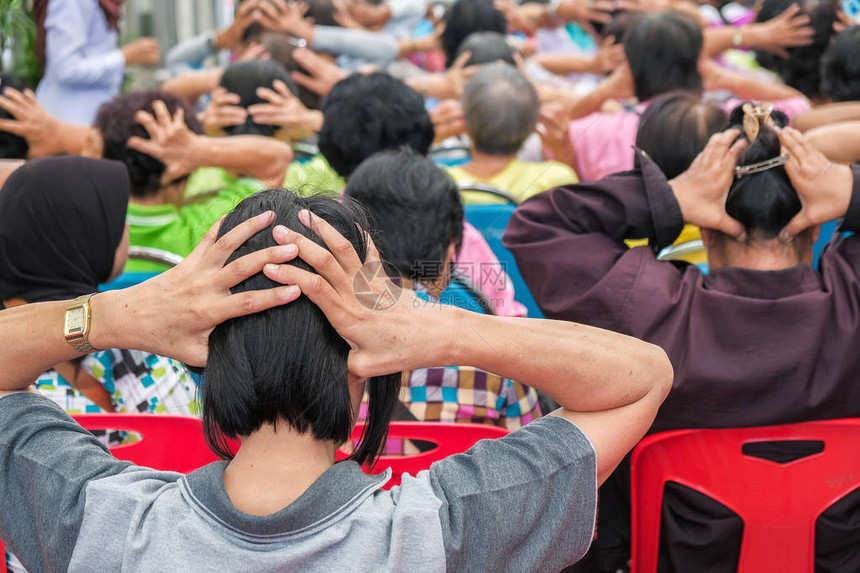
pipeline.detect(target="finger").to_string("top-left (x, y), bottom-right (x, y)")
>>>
top-left (212, 88), bottom-right (242, 106)
top-left (263, 262), bottom-right (339, 311)
top-left (1, 87), bottom-right (28, 108)
top-left (778, 126), bottom-right (806, 163)
top-left (0, 118), bottom-right (25, 135)
top-left (780, 213), bottom-right (811, 242)
top-left (173, 107), bottom-right (186, 129)
top-left (450, 50), bottom-right (472, 71)
top-left (216, 243), bottom-right (300, 290)
top-left (127, 135), bottom-right (160, 155)
top-left (272, 221), bottom-right (355, 292)
top-left (211, 108), bottom-right (248, 127)
top-left (300, 209), bottom-right (364, 273)
top-left (151, 99), bottom-right (173, 127)
top-left (215, 285), bottom-right (303, 324)
top-left (273, 79), bottom-right (294, 97)
top-left (134, 109), bottom-right (161, 140)
top-left (291, 71), bottom-right (325, 95)
top-left (256, 86), bottom-right (284, 104)
top-left (0, 95), bottom-right (24, 118)
top-left (717, 215), bottom-right (746, 240)
top-left (205, 210), bottom-right (277, 267)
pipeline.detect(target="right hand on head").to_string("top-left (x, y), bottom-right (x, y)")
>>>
top-left (122, 37), bottom-right (160, 66)
top-left (201, 87), bottom-right (248, 136)
top-left (0, 87), bottom-right (60, 159)
top-left (778, 127), bottom-right (855, 241)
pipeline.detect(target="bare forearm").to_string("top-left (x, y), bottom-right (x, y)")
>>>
top-left (792, 103), bottom-right (860, 132)
top-left (805, 122), bottom-right (860, 164)
top-left (161, 69), bottom-right (224, 105)
top-left (535, 54), bottom-right (601, 75)
top-left (189, 135), bottom-right (293, 186)
top-left (433, 306), bottom-right (672, 414)
top-left (712, 68), bottom-right (805, 101)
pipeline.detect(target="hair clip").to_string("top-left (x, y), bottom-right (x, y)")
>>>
top-left (742, 102), bottom-right (775, 143)
top-left (734, 153), bottom-right (789, 178)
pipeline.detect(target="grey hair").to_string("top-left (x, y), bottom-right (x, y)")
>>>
top-left (463, 62), bottom-right (539, 156)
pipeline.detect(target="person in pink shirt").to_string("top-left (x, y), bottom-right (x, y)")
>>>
top-left (569, 10), bottom-right (810, 182)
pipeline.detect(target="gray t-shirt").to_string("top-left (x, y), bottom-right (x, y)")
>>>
top-left (0, 392), bottom-right (597, 572)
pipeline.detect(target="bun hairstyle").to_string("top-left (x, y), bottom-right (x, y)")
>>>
top-left (724, 104), bottom-right (799, 241)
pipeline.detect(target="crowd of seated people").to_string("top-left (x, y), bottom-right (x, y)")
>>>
top-left (0, 0), bottom-right (858, 570)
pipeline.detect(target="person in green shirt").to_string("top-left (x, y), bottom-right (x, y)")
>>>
top-left (92, 91), bottom-right (293, 272)
top-left (444, 62), bottom-right (579, 204)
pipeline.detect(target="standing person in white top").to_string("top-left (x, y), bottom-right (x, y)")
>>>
top-left (33, 0), bottom-right (160, 125)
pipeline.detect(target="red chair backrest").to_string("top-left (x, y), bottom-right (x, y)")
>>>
top-left (337, 422), bottom-right (510, 488)
top-left (72, 414), bottom-right (222, 473)
top-left (630, 419), bottom-right (860, 573)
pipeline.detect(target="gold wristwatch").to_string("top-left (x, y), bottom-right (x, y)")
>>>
top-left (63, 294), bottom-right (97, 353)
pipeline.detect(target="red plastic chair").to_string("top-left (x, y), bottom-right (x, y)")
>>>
top-left (630, 419), bottom-right (860, 573)
top-left (337, 422), bottom-right (510, 488)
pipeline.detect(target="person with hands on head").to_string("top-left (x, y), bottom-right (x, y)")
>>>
top-left (504, 105), bottom-right (860, 572)
top-left (0, 188), bottom-right (672, 572)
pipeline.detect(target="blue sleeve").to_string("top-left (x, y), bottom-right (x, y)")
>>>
top-left (313, 26), bottom-right (400, 66)
top-left (165, 32), bottom-right (218, 75)
top-left (0, 392), bottom-right (130, 572)
top-left (43, 0), bottom-right (125, 87)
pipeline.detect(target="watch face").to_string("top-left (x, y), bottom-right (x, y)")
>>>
top-left (65, 306), bottom-right (85, 333)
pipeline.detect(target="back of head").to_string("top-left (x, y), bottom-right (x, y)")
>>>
top-left (724, 104), bottom-right (798, 241)
top-left (95, 91), bottom-right (204, 199)
top-left (319, 72), bottom-right (434, 178)
top-left (204, 188), bottom-right (400, 464)
top-left (464, 62), bottom-right (539, 156)
top-left (624, 10), bottom-right (704, 102)
top-left (219, 59), bottom-right (299, 136)
top-left (0, 74), bottom-right (29, 159)
top-left (344, 148), bottom-right (464, 282)
top-left (439, 0), bottom-right (508, 68)
top-left (636, 91), bottom-right (727, 179)
top-left (0, 156), bottom-right (129, 303)
top-left (456, 32), bottom-right (517, 66)
top-left (258, 32), bottom-right (323, 109)
top-left (755, 0), bottom-right (838, 99)
top-left (820, 25), bottom-right (860, 102)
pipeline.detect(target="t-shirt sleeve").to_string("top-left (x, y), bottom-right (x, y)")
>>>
top-left (428, 416), bottom-right (597, 572)
top-left (0, 392), bottom-right (131, 572)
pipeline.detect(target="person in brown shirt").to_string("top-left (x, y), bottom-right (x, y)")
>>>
top-left (504, 108), bottom-right (860, 572)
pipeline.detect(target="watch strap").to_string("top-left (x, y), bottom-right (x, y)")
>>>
top-left (65, 294), bottom-right (98, 354)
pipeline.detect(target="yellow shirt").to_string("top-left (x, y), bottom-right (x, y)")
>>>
top-left (445, 159), bottom-right (579, 204)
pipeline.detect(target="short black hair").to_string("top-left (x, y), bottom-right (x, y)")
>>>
top-left (455, 32), bottom-right (517, 67)
top-left (439, 0), bottom-right (507, 68)
top-left (820, 25), bottom-right (860, 102)
top-left (94, 91), bottom-right (204, 198)
top-left (318, 72), bottom-right (434, 178)
top-left (624, 10), bottom-right (703, 102)
top-left (219, 59), bottom-right (299, 136)
top-left (635, 91), bottom-right (727, 179)
top-left (0, 74), bottom-right (29, 159)
top-left (724, 104), bottom-right (798, 240)
top-left (755, 0), bottom-right (839, 99)
top-left (345, 148), bottom-right (464, 282)
top-left (204, 188), bottom-right (401, 465)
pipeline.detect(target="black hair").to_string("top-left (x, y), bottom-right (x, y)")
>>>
top-left (439, 0), bottom-right (507, 68)
top-left (820, 25), bottom-right (860, 103)
top-left (94, 91), bottom-right (204, 198)
top-left (724, 104), bottom-right (798, 240)
top-left (635, 91), bottom-right (727, 179)
top-left (204, 188), bottom-right (401, 465)
top-left (318, 72), bottom-right (434, 178)
top-left (345, 148), bottom-right (464, 281)
top-left (0, 74), bottom-right (29, 160)
top-left (455, 32), bottom-right (517, 66)
top-left (219, 59), bottom-right (299, 137)
top-left (624, 10), bottom-right (703, 102)
top-left (755, 0), bottom-right (838, 99)
top-left (258, 31), bottom-right (323, 110)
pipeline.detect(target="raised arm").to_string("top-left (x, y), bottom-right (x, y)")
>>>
top-left (127, 101), bottom-right (293, 186)
top-left (0, 212), bottom-right (301, 393)
top-left (265, 212), bottom-right (673, 483)
top-left (0, 88), bottom-right (90, 158)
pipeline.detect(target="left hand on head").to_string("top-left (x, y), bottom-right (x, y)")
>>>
top-left (248, 79), bottom-right (322, 140)
top-left (748, 4), bottom-right (814, 58)
top-left (668, 129), bottom-right (748, 239)
top-left (127, 100), bottom-right (199, 186)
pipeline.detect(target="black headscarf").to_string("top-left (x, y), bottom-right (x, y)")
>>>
top-left (0, 156), bottom-right (130, 303)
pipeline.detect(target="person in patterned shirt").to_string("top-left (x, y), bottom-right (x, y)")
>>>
top-left (345, 147), bottom-right (541, 432)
